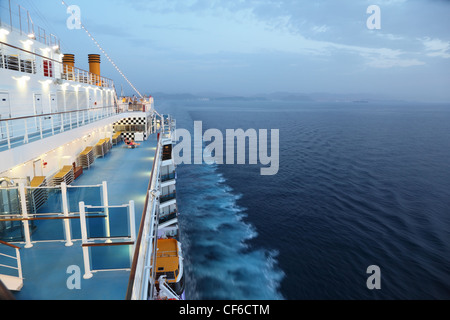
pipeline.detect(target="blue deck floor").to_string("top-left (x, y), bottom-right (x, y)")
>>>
top-left (12, 134), bottom-right (157, 300)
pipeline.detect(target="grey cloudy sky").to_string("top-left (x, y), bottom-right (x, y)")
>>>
top-left (7, 0), bottom-right (450, 101)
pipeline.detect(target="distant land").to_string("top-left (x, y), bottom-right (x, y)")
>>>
top-left (149, 91), bottom-right (408, 103)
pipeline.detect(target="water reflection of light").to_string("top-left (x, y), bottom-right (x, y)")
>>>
top-left (141, 170), bottom-right (152, 177)
top-left (137, 194), bottom-right (147, 204)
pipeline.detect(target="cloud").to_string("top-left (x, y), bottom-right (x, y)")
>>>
top-left (420, 37), bottom-right (450, 58)
top-left (108, 0), bottom-right (430, 72)
top-left (327, 43), bottom-right (425, 69)
top-left (364, 55), bottom-right (425, 68)
top-left (311, 25), bottom-right (329, 34)
top-left (373, 0), bottom-right (407, 5)
top-left (144, 23), bottom-right (199, 32)
top-left (376, 33), bottom-right (404, 41)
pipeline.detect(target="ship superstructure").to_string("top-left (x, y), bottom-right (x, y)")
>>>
top-left (0, 2), bottom-right (182, 300)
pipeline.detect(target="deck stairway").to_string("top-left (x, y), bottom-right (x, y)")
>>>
top-left (0, 241), bottom-right (23, 292)
top-left (0, 274), bottom-right (23, 291)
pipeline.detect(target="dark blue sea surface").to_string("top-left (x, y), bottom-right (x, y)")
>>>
top-left (159, 99), bottom-right (450, 300)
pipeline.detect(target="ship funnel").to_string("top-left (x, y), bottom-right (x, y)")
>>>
top-left (62, 54), bottom-right (75, 79)
top-left (88, 54), bottom-right (101, 86)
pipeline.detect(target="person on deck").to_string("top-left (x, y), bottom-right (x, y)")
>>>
top-left (125, 138), bottom-right (140, 147)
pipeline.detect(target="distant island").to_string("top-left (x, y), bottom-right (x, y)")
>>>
top-left (148, 91), bottom-right (406, 103)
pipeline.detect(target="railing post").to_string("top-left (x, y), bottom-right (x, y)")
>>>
top-left (129, 200), bottom-right (136, 257)
top-left (39, 117), bottom-right (43, 139)
top-left (23, 119), bottom-right (29, 144)
top-left (8, 0), bottom-right (13, 33)
top-left (5, 121), bottom-right (11, 149)
top-left (79, 201), bottom-right (93, 279)
top-left (18, 183), bottom-right (33, 248)
top-left (18, 5), bottom-right (22, 35)
top-left (61, 182), bottom-right (73, 247)
top-left (101, 181), bottom-right (111, 242)
top-left (51, 116), bottom-right (54, 136)
top-left (15, 248), bottom-right (23, 280)
top-left (32, 55), bottom-right (35, 74)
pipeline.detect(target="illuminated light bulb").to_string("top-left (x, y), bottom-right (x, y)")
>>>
top-left (39, 80), bottom-right (52, 85)
top-left (21, 39), bottom-right (34, 46)
top-left (12, 76), bottom-right (31, 81)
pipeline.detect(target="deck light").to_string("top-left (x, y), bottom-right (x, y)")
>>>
top-left (13, 76), bottom-right (31, 81)
top-left (40, 48), bottom-right (51, 57)
top-left (39, 80), bottom-right (52, 85)
top-left (21, 39), bottom-right (34, 46)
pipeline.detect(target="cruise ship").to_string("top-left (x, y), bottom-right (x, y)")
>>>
top-left (0, 2), bottom-right (184, 300)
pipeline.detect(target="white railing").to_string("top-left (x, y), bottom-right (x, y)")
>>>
top-left (117, 103), bottom-right (153, 113)
top-left (0, 48), bottom-right (36, 74)
top-left (0, 41), bottom-right (115, 89)
top-left (78, 201), bottom-right (136, 280)
top-left (0, 241), bottom-right (23, 281)
top-left (0, 106), bottom-right (117, 151)
top-left (126, 134), bottom-right (162, 300)
top-left (158, 276), bottom-right (179, 300)
top-left (0, 182), bottom-right (109, 248)
top-left (60, 64), bottom-right (115, 89)
top-left (0, 0), bottom-right (60, 48)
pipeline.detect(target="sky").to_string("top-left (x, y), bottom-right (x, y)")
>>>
top-left (2, 0), bottom-right (450, 101)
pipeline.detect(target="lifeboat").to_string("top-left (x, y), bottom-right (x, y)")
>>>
top-left (155, 238), bottom-right (185, 297)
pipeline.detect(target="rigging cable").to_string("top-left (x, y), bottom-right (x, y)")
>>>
top-left (60, 0), bottom-right (143, 98)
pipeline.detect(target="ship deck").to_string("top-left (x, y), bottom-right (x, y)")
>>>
top-left (11, 135), bottom-right (157, 300)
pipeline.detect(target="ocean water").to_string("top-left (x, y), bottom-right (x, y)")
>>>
top-left (159, 99), bottom-right (450, 300)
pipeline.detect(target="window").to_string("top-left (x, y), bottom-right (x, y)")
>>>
top-left (43, 60), bottom-right (53, 77)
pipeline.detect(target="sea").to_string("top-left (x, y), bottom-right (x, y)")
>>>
top-left (158, 98), bottom-right (450, 300)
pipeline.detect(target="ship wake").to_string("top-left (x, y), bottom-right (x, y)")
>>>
top-left (176, 161), bottom-right (285, 300)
